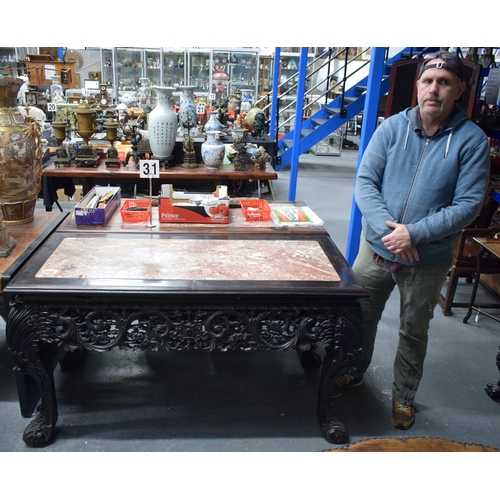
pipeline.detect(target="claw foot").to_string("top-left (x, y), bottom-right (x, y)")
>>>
top-left (23, 407), bottom-right (56, 447)
top-left (319, 402), bottom-right (349, 444)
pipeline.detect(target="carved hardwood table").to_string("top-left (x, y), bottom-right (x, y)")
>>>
top-left (4, 202), bottom-right (367, 447)
top-left (0, 212), bottom-right (68, 318)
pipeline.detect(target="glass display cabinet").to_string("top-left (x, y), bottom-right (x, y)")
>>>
top-left (115, 47), bottom-right (144, 91)
top-left (187, 48), bottom-right (211, 94)
top-left (101, 47), bottom-right (166, 101)
top-left (100, 48), bottom-right (114, 87)
top-left (211, 49), bottom-right (230, 104)
top-left (227, 49), bottom-right (259, 96)
top-left (162, 48), bottom-right (186, 88)
top-left (259, 56), bottom-right (274, 96)
top-left (278, 48), bottom-right (315, 97)
top-left (145, 48), bottom-right (162, 86)
top-left (0, 47), bottom-right (35, 77)
top-left (210, 48), bottom-right (259, 106)
top-left (279, 53), bottom-right (301, 96)
top-left (310, 131), bottom-right (342, 156)
top-left (99, 47), bottom-right (269, 107)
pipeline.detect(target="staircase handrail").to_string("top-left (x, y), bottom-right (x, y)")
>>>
top-left (254, 48), bottom-right (376, 134)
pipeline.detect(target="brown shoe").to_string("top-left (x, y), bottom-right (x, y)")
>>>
top-left (332, 374), bottom-right (363, 397)
top-left (391, 400), bottom-right (415, 430)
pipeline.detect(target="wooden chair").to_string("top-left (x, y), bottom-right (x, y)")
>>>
top-left (439, 183), bottom-right (500, 316)
top-left (439, 226), bottom-right (500, 315)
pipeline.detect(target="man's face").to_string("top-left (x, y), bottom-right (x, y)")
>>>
top-left (416, 60), bottom-right (466, 121)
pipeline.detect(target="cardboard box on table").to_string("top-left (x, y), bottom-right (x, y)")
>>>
top-left (158, 184), bottom-right (229, 224)
top-left (74, 186), bottom-right (121, 226)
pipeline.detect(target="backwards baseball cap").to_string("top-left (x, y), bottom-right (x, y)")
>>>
top-left (418, 51), bottom-right (465, 82)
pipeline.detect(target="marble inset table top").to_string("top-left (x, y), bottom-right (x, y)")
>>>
top-left (35, 237), bottom-right (340, 282)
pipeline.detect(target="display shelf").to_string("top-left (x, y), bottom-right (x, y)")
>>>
top-left (210, 48), bottom-right (259, 104)
top-left (100, 48), bottom-right (114, 87)
top-left (259, 56), bottom-right (274, 96)
top-left (227, 50), bottom-right (259, 95)
top-left (115, 47), bottom-right (143, 91)
top-left (99, 47), bottom-right (265, 108)
top-left (310, 131), bottom-right (342, 156)
top-left (0, 47), bottom-right (24, 77)
top-left (187, 49), bottom-right (211, 93)
top-left (145, 48), bottom-right (162, 86)
top-left (162, 48), bottom-right (186, 88)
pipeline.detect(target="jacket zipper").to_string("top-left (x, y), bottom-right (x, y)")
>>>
top-left (401, 137), bottom-right (431, 224)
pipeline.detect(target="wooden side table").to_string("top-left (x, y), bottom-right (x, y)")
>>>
top-left (463, 237), bottom-right (500, 401)
top-left (463, 237), bottom-right (500, 324)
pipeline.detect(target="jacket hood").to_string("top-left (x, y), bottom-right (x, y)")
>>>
top-left (401, 106), bottom-right (470, 158)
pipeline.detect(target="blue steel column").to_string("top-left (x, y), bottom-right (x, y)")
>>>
top-left (288, 47), bottom-right (309, 201)
top-left (269, 47), bottom-right (281, 141)
top-left (345, 47), bottom-right (387, 264)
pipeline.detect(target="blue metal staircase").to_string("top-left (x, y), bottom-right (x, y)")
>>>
top-left (271, 47), bottom-right (432, 172)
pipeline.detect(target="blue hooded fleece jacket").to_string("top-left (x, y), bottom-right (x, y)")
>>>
top-left (355, 105), bottom-right (490, 266)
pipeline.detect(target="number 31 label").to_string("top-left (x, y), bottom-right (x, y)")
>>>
top-left (139, 159), bottom-right (160, 178)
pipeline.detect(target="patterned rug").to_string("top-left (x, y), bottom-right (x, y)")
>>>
top-left (324, 437), bottom-right (500, 452)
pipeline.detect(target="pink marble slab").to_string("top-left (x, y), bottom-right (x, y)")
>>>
top-left (36, 237), bottom-right (340, 282)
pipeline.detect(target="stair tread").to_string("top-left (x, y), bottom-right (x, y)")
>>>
top-left (311, 118), bottom-right (329, 126)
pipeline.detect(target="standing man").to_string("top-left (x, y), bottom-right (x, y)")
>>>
top-left (346, 52), bottom-right (490, 430)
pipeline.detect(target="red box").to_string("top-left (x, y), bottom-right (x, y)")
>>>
top-left (158, 185), bottom-right (229, 224)
top-left (240, 199), bottom-right (271, 221)
top-left (120, 199), bottom-right (151, 223)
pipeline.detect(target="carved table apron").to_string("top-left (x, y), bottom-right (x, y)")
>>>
top-left (4, 230), bottom-right (367, 447)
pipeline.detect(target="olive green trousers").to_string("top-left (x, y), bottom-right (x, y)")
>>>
top-left (352, 236), bottom-right (451, 405)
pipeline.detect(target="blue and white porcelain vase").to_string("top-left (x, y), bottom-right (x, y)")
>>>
top-left (240, 89), bottom-right (253, 113)
top-left (178, 85), bottom-right (197, 128)
top-left (204, 111), bottom-right (222, 133)
top-left (201, 131), bottom-right (225, 169)
top-left (148, 86), bottom-right (177, 159)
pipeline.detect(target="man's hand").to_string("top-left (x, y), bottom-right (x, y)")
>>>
top-left (382, 220), bottom-right (420, 263)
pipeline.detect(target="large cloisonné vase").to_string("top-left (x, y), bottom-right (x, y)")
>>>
top-left (0, 76), bottom-right (43, 224)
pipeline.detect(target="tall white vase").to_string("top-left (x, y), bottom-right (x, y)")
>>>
top-left (148, 86), bottom-right (177, 159)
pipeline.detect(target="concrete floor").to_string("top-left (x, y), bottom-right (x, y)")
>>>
top-left (1, 148), bottom-right (499, 454)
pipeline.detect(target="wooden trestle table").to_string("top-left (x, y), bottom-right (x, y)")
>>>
top-left (3, 201), bottom-right (367, 447)
top-left (42, 159), bottom-right (277, 206)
